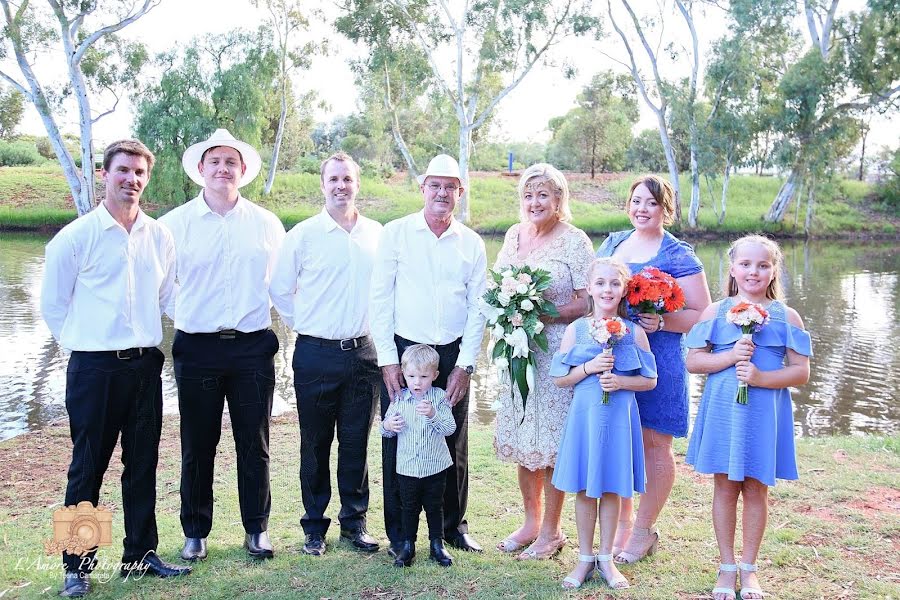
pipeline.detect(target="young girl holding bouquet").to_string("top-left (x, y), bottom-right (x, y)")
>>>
top-left (550, 258), bottom-right (657, 590)
top-left (685, 235), bottom-right (811, 600)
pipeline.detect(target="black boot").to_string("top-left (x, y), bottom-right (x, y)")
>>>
top-left (393, 540), bottom-right (415, 567)
top-left (429, 538), bottom-right (453, 567)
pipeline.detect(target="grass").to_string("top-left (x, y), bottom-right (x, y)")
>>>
top-left (0, 165), bottom-right (891, 238)
top-left (1, 418), bottom-right (898, 599)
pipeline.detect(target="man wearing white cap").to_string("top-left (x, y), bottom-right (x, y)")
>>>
top-left (370, 154), bottom-right (487, 560)
top-left (159, 129), bottom-right (285, 562)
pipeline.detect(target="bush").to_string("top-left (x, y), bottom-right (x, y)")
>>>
top-left (0, 140), bottom-right (42, 166)
top-left (35, 137), bottom-right (55, 160)
top-left (295, 154), bottom-right (322, 175)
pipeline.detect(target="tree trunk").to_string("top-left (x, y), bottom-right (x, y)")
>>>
top-left (655, 112), bottom-right (682, 222)
top-left (457, 125), bottom-right (472, 223)
top-left (264, 78), bottom-right (288, 195)
top-left (688, 138), bottom-right (700, 227)
top-left (765, 170), bottom-right (799, 223)
top-left (70, 67), bottom-right (96, 215)
top-left (383, 64), bottom-right (419, 182)
top-left (804, 176), bottom-right (815, 234)
top-left (718, 160), bottom-right (731, 226)
top-left (590, 138), bottom-right (596, 179)
top-left (858, 125), bottom-right (868, 181)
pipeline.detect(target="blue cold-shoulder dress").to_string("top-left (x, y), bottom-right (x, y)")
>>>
top-left (685, 298), bottom-right (813, 486)
top-left (550, 317), bottom-right (658, 499)
top-left (597, 230), bottom-right (704, 438)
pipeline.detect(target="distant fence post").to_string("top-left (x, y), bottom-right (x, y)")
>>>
top-left (508, 152), bottom-right (513, 174)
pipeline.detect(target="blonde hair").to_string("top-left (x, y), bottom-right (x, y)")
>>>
top-left (584, 257), bottom-right (632, 320)
top-left (726, 235), bottom-right (785, 300)
top-left (320, 151), bottom-right (361, 183)
top-left (400, 344), bottom-right (440, 373)
top-left (626, 175), bottom-right (677, 226)
top-left (517, 163), bottom-right (572, 223)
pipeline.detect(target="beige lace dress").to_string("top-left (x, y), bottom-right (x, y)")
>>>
top-left (493, 223), bottom-right (595, 471)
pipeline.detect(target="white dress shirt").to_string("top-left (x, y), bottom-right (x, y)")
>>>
top-left (369, 210), bottom-right (487, 367)
top-left (40, 203), bottom-right (175, 351)
top-left (269, 208), bottom-right (382, 338)
top-left (381, 387), bottom-right (456, 478)
top-left (159, 192), bottom-right (285, 333)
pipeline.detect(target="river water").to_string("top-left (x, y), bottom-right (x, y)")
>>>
top-left (1, 232), bottom-right (897, 441)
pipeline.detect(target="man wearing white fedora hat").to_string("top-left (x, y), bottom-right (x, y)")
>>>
top-left (370, 153), bottom-right (487, 561)
top-left (159, 129), bottom-right (285, 562)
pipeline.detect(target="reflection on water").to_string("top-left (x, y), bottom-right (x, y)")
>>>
top-left (1, 232), bottom-right (897, 440)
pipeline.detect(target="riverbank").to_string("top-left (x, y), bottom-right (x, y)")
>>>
top-left (1, 166), bottom-right (894, 238)
top-left (1, 417), bottom-right (897, 599)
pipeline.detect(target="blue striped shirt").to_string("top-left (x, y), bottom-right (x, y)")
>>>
top-left (381, 387), bottom-right (456, 478)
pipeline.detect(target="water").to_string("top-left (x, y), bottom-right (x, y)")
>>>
top-left (1, 232), bottom-right (897, 440)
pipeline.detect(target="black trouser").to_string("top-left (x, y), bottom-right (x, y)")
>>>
top-left (173, 329), bottom-right (278, 538)
top-left (292, 335), bottom-right (379, 536)
top-left (381, 335), bottom-right (469, 545)
top-left (62, 347), bottom-right (165, 573)
top-left (398, 471), bottom-right (446, 542)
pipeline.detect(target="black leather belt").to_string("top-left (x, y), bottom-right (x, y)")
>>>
top-left (188, 329), bottom-right (266, 340)
top-left (296, 334), bottom-right (369, 351)
top-left (82, 347), bottom-right (152, 360)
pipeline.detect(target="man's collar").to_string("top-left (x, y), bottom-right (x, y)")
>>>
top-left (320, 206), bottom-right (361, 232)
top-left (414, 210), bottom-right (459, 236)
top-left (194, 191), bottom-right (245, 216)
top-left (97, 201), bottom-right (145, 231)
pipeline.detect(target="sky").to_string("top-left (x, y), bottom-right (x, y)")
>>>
top-left (7, 0), bottom-right (898, 156)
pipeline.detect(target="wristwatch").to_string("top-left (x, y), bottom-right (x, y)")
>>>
top-left (657, 315), bottom-right (665, 332)
top-left (461, 365), bottom-right (475, 375)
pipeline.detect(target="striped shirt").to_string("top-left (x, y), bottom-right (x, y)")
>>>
top-left (381, 387), bottom-right (456, 478)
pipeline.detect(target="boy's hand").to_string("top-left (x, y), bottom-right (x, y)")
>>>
top-left (415, 398), bottom-right (435, 418)
top-left (383, 414), bottom-right (405, 433)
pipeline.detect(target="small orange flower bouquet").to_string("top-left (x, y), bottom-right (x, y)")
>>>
top-left (588, 317), bottom-right (629, 404)
top-left (625, 266), bottom-right (685, 321)
top-left (725, 301), bottom-right (769, 404)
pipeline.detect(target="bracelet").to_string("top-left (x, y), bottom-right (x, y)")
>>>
top-left (583, 363), bottom-right (589, 375)
top-left (658, 315), bottom-right (665, 332)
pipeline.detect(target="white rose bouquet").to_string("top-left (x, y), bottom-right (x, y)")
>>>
top-left (478, 265), bottom-right (558, 414)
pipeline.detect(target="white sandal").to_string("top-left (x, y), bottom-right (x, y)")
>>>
top-left (561, 554), bottom-right (596, 589)
top-left (596, 553), bottom-right (630, 589)
top-left (739, 562), bottom-right (764, 599)
top-left (713, 563), bottom-right (738, 600)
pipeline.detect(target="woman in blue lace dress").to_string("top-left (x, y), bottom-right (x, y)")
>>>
top-left (595, 175), bottom-right (711, 563)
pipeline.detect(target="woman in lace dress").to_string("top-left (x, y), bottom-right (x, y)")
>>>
top-left (596, 175), bottom-right (711, 563)
top-left (493, 164), bottom-right (594, 560)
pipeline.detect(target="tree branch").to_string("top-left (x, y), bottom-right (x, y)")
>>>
top-left (620, 0), bottom-right (666, 97)
top-left (0, 68), bottom-right (31, 101)
top-left (607, 0), bottom-right (662, 114)
top-left (73, 0), bottom-right (161, 65)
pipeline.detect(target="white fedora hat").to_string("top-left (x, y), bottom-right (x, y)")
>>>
top-left (182, 128), bottom-right (262, 188)
top-left (417, 154), bottom-right (462, 184)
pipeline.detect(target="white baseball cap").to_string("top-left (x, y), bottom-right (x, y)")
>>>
top-left (181, 128), bottom-right (262, 188)
top-left (417, 154), bottom-right (462, 185)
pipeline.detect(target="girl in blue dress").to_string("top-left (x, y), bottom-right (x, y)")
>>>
top-left (550, 258), bottom-right (657, 590)
top-left (685, 236), bottom-right (811, 600)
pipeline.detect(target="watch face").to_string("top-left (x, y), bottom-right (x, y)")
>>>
top-left (465, 365), bottom-right (474, 375)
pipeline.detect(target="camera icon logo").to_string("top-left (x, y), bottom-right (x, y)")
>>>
top-left (44, 501), bottom-right (113, 556)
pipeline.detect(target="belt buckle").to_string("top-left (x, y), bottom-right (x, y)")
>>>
top-left (220, 329), bottom-right (237, 340)
top-left (116, 348), bottom-right (141, 360)
top-left (339, 338), bottom-right (357, 351)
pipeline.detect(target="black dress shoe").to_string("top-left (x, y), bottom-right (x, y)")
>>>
top-left (244, 531), bottom-right (275, 559)
top-left (59, 572), bottom-right (90, 597)
top-left (387, 540), bottom-right (403, 559)
top-left (180, 537), bottom-right (207, 561)
top-left (120, 551), bottom-right (192, 579)
top-left (302, 533), bottom-right (326, 556)
top-left (393, 540), bottom-right (415, 567)
top-left (428, 539), bottom-right (453, 567)
top-left (340, 528), bottom-right (380, 553)
top-left (446, 533), bottom-right (483, 553)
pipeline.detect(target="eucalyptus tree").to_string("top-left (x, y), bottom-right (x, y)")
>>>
top-left (252, 0), bottom-right (321, 194)
top-left (764, 0), bottom-right (900, 223)
top-left (0, 0), bottom-right (157, 215)
top-left (336, 0), bottom-right (599, 223)
top-left (0, 83), bottom-right (23, 139)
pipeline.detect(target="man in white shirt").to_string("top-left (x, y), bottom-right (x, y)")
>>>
top-left (159, 129), bottom-right (285, 562)
top-left (41, 139), bottom-right (190, 598)
top-left (269, 152), bottom-right (383, 557)
top-left (369, 154), bottom-right (487, 556)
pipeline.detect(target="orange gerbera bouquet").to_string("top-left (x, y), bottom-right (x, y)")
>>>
top-left (588, 317), bottom-right (629, 404)
top-left (625, 266), bottom-right (686, 318)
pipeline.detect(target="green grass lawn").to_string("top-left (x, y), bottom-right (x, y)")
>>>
top-left (1, 418), bottom-right (897, 599)
top-left (0, 166), bottom-right (890, 237)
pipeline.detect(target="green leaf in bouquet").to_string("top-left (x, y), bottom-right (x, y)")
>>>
top-left (492, 339), bottom-right (508, 359)
top-left (511, 356), bottom-right (529, 406)
top-left (543, 302), bottom-right (560, 318)
top-left (533, 332), bottom-right (548, 352)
